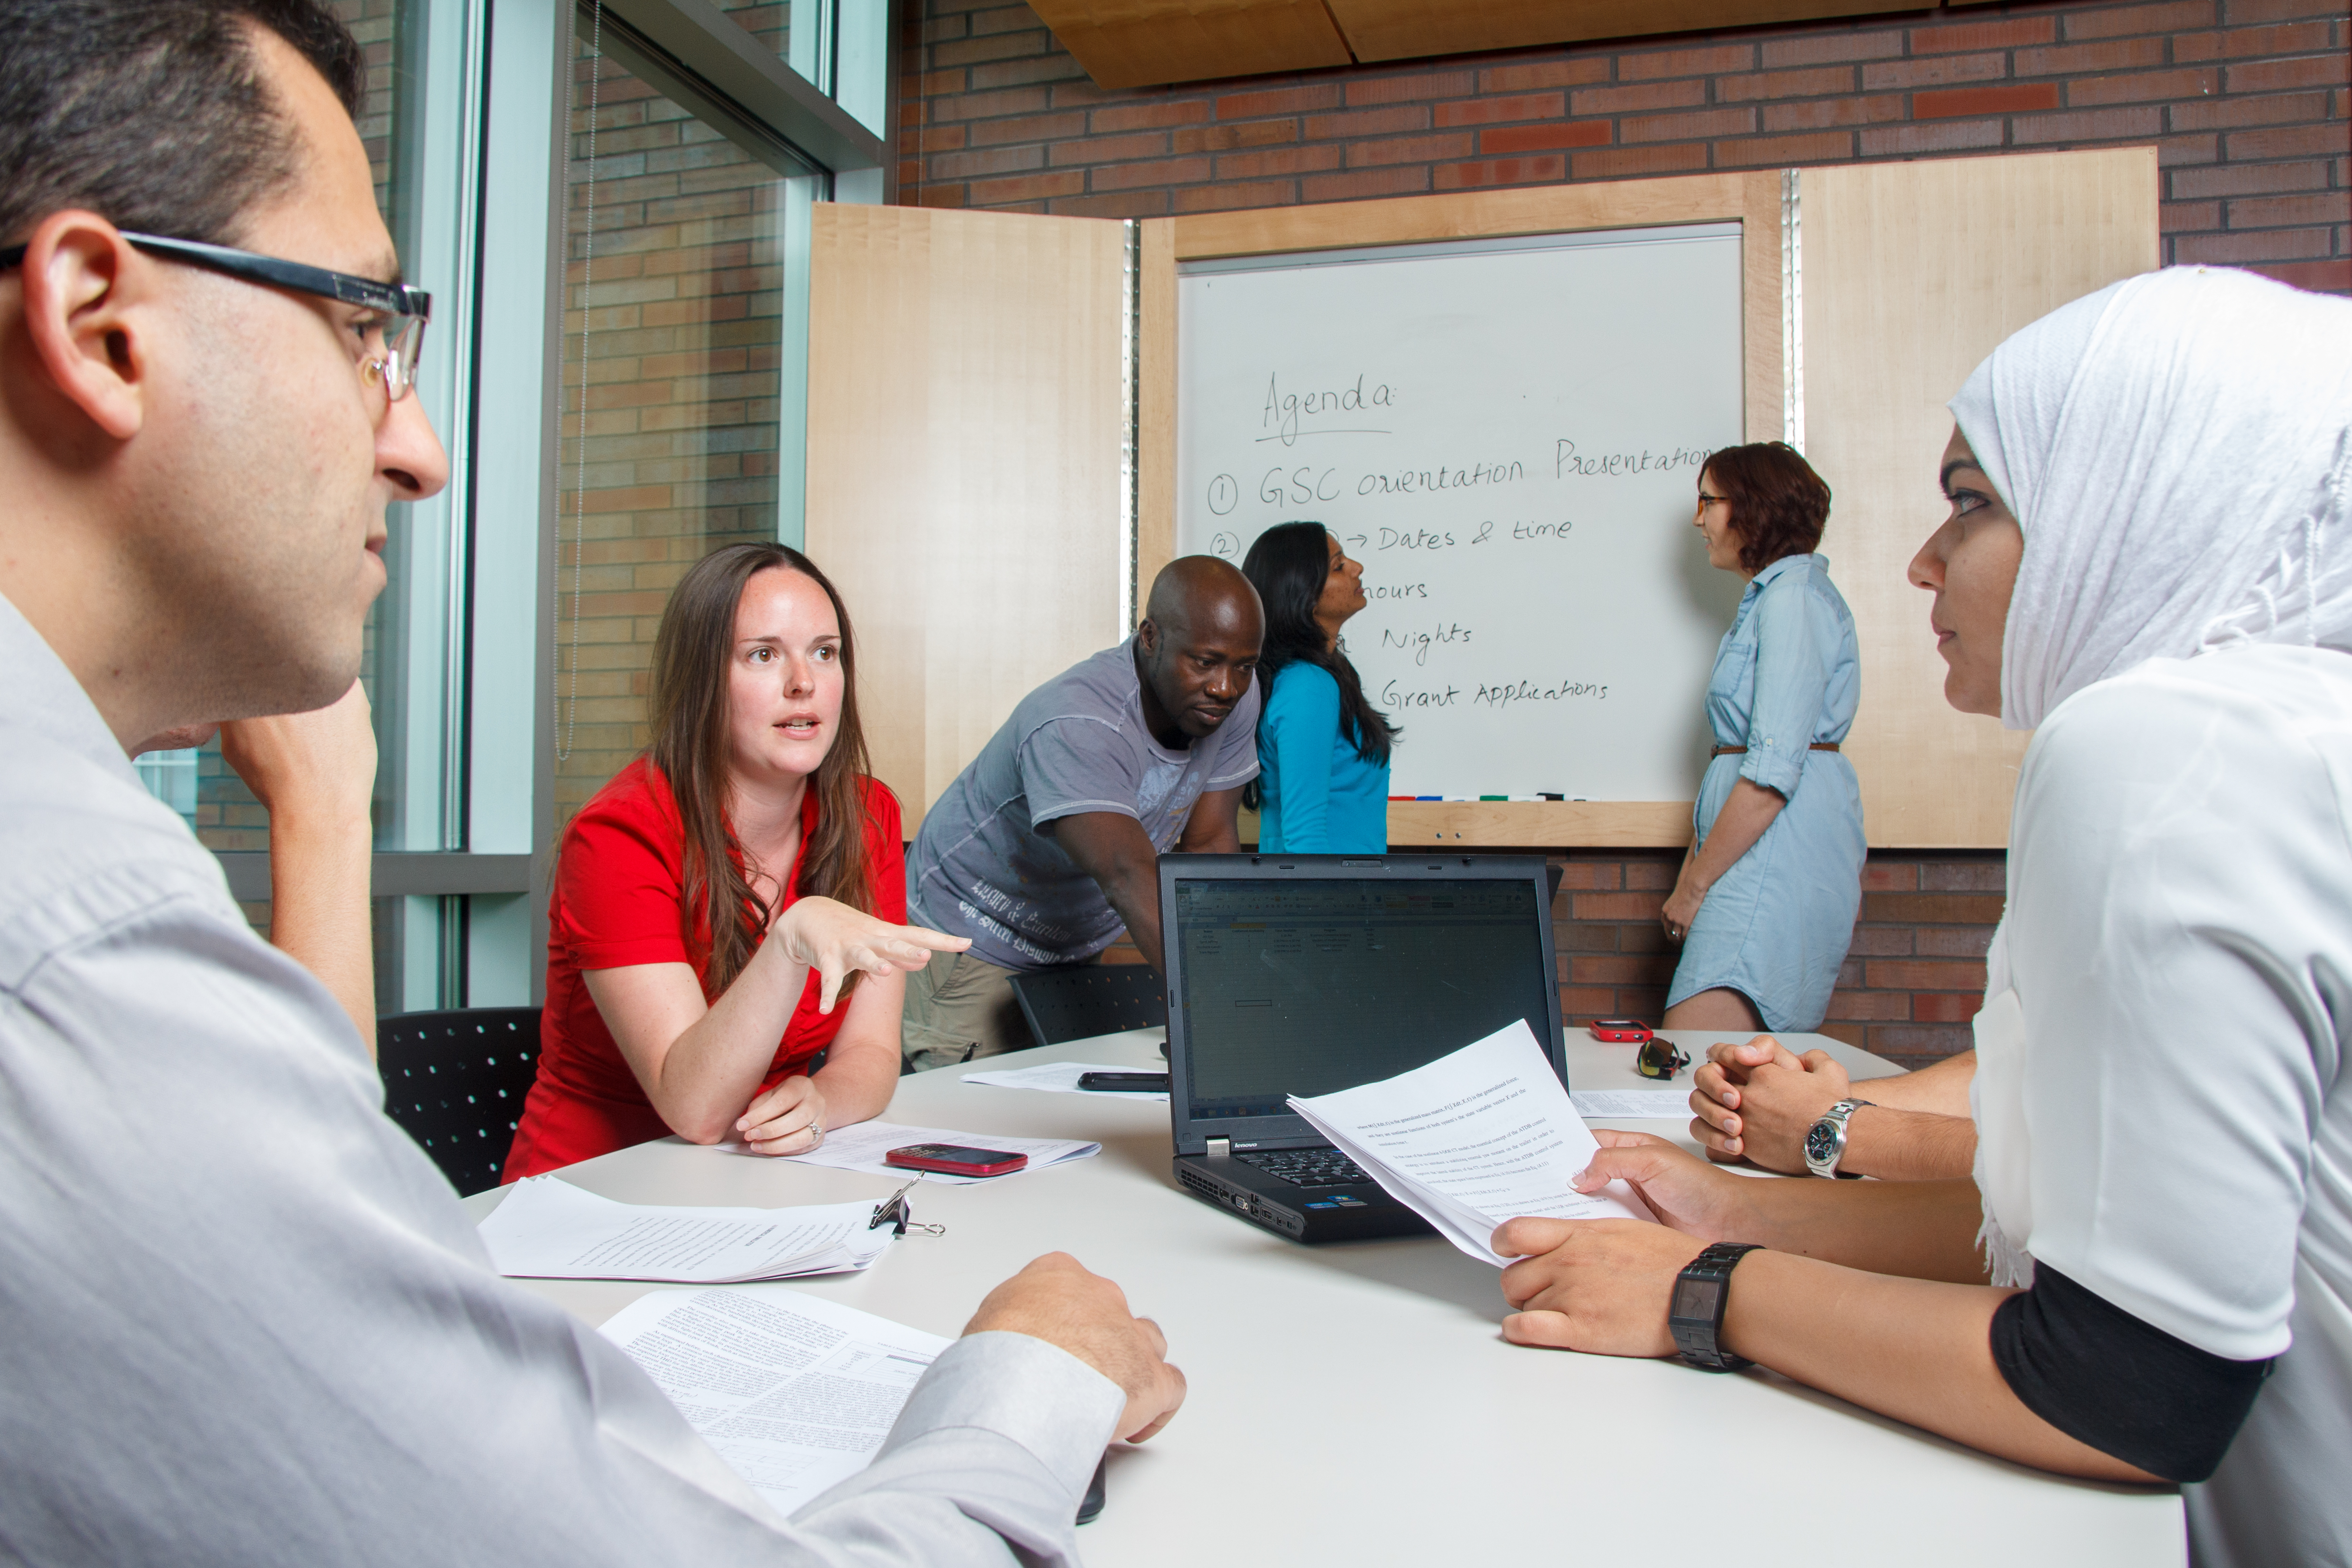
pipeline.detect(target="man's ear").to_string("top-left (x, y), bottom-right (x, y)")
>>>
top-left (16, 211), bottom-right (155, 443)
top-left (1135, 618), bottom-right (1158, 657)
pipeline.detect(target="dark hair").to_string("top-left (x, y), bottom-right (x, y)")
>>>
top-left (1704, 443), bottom-right (1832, 573)
top-left (0, 0), bottom-right (363, 251)
top-left (647, 543), bottom-right (883, 999)
top-left (1239, 522), bottom-right (1399, 811)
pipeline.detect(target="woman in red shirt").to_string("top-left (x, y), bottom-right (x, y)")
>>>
top-left (505, 543), bottom-right (966, 1178)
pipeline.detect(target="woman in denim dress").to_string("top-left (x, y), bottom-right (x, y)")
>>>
top-left (1660, 444), bottom-right (1865, 1034)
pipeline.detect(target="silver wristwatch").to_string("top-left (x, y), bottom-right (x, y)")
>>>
top-left (1803, 1098), bottom-right (1872, 1179)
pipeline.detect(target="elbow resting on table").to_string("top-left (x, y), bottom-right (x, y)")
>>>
top-left (672, 1112), bottom-right (738, 1147)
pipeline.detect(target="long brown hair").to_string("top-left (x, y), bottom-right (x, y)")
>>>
top-left (646, 542), bottom-right (880, 998)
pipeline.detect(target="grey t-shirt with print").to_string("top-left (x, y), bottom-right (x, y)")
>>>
top-left (907, 636), bottom-right (1260, 969)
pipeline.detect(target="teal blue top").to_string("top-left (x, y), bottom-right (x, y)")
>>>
top-left (1255, 662), bottom-right (1391, 854)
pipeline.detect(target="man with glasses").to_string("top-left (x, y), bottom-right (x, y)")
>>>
top-left (0, 3), bottom-right (1182, 1564)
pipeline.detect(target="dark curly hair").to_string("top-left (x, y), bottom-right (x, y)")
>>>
top-left (1704, 443), bottom-right (1832, 573)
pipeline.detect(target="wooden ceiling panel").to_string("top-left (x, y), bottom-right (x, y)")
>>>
top-left (1026, 0), bottom-right (1354, 91)
top-left (1324, 0), bottom-right (1908, 62)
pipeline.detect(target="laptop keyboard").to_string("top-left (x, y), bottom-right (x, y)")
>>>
top-left (1238, 1148), bottom-right (1375, 1189)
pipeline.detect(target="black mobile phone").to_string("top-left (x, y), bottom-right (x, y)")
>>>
top-left (1077, 1071), bottom-right (1168, 1092)
top-left (1076, 1454), bottom-right (1107, 1525)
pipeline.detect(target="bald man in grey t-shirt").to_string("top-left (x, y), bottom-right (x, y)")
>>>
top-left (903, 559), bottom-right (1263, 1071)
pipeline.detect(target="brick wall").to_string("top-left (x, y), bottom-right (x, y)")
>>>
top-left (902, 0), bottom-right (2351, 292)
top-left (1549, 850), bottom-right (1998, 1067)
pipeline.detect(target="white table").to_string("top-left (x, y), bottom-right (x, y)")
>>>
top-left (464, 1027), bottom-right (2184, 1566)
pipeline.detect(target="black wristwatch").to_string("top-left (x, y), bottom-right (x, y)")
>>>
top-left (1670, 1242), bottom-right (1764, 1370)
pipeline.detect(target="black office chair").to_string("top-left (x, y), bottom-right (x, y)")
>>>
top-left (1008, 964), bottom-right (1167, 1047)
top-left (378, 1008), bottom-right (544, 1197)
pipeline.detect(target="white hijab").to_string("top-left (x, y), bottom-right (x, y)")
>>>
top-left (1949, 265), bottom-right (2352, 734)
top-left (1951, 267), bottom-right (2352, 1285)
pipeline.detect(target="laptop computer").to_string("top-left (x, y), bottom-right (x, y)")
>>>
top-left (1161, 853), bottom-right (1568, 1243)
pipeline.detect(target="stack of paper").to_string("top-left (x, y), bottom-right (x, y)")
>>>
top-left (602, 1285), bottom-right (949, 1518)
top-left (1288, 1019), bottom-right (1653, 1266)
top-left (479, 1177), bottom-right (894, 1282)
top-left (1571, 1088), bottom-right (1695, 1119)
top-left (782, 1120), bottom-right (1101, 1184)
top-left (962, 1060), bottom-right (1168, 1102)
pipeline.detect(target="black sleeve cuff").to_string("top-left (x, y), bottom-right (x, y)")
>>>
top-left (1989, 1262), bottom-right (2274, 1483)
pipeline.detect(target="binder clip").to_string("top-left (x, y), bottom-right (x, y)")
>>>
top-left (868, 1177), bottom-right (945, 1238)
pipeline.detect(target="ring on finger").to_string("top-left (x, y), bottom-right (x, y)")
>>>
top-left (806, 1116), bottom-right (825, 1151)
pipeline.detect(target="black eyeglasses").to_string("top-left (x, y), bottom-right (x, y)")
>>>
top-left (0, 231), bottom-right (430, 402)
top-left (1635, 1037), bottom-right (1693, 1081)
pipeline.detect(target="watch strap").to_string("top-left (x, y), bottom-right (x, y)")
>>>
top-left (1670, 1241), bottom-right (1764, 1371)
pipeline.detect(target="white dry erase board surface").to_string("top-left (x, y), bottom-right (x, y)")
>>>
top-left (1175, 223), bottom-right (1748, 801)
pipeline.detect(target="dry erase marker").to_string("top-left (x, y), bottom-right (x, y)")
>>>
top-left (1416, 794), bottom-right (1442, 801)
top-left (1479, 794), bottom-right (1508, 801)
top-left (1539, 792), bottom-right (1565, 801)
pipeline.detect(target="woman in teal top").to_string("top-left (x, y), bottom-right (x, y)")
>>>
top-left (1661, 444), bottom-right (1865, 1034)
top-left (1241, 523), bottom-right (1398, 853)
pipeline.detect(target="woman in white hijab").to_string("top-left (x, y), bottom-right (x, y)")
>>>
top-left (1485, 266), bottom-right (2352, 1567)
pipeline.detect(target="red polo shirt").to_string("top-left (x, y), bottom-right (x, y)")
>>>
top-left (504, 759), bottom-right (904, 1180)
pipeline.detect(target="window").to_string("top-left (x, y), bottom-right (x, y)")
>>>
top-left (552, 31), bottom-right (820, 824)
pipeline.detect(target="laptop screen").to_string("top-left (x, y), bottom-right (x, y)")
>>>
top-left (1168, 872), bottom-right (1558, 1125)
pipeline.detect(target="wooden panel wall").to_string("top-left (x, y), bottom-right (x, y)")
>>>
top-left (1025, 0), bottom-right (1352, 91)
top-left (1803, 147), bottom-right (2160, 847)
top-left (1327, 0), bottom-right (1911, 64)
top-left (805, 205), bottom-right (1129, 832)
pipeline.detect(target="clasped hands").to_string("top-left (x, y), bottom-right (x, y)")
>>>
top-left (1687, 1036), bottom-right (1852, 1171)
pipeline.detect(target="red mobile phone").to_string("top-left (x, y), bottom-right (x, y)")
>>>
top-left (885, 1142), bottom-right (1031, 1177)
top-left (1588, 1019), bottom-right (1654, 1044)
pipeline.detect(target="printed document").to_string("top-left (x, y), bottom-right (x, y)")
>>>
top-left (962, 1060), bottom-right (1169, 1102)
top-left (1571, 1088), bottom-right (1696, 1119)
top-left (1288, 1019), bottom-right (1652, 1266)
top-left (783, 1120), bottom-right (1100, 1184)
top-left (601, 1285), bottom-right (948, 1518)
top-left (479, 1176), bottom-right (892, 1282)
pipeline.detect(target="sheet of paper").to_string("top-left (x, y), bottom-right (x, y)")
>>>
top-left (478, 1177), bottom-right (891, 1282)
top-left (961, 1060), bottom-right (1168, 1102)
top-left (1288, 1019), bottom-right (1652, 1266)
top-left (782, 1120), bottom-right (1100, 1185)
top-left (1571, 1088), bottom-right (1695, 1119)
top-left (601, 1284), bottom-right (950, 1519)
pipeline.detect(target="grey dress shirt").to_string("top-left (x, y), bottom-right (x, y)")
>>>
top-left (0, 591), bottom-right (1122, 1566)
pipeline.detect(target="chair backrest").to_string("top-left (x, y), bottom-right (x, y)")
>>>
top-left (377, 1008), bottom-right (544, 1197)
top-left (1008, 964), bottom-right (1167, 1047)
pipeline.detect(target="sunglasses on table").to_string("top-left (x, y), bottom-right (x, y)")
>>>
top-left (0, 231), bottom-right (430, 401)
top-left (1634, 1038), bottom-right (1693, 1081)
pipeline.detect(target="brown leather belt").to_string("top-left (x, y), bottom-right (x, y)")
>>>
top-left (1710, 742), bottom-right (1841, 756)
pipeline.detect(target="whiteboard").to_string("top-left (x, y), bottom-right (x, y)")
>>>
top-left (1175, 224), bottom-right (1748, 801)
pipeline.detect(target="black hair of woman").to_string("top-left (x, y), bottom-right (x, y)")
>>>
top-left (1238, 521), bottom-right (1399, 811)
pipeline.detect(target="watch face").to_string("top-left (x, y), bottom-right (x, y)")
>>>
top-left (1671, 1277), bottom-right (1720, 1320)
top-left (1805, 1120), bottom-right (1836, 1164)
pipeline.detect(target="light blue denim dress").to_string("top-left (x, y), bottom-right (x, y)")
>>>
top-left (1665, 553), bottom-right (1866, 1031)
